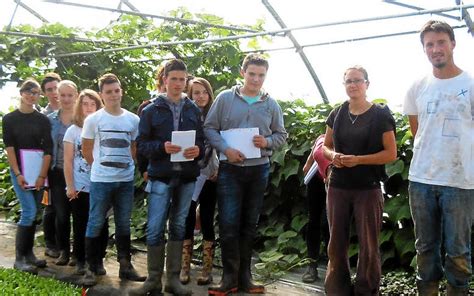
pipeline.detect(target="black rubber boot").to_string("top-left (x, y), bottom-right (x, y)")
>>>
top-left (24, 225), bottom-right (47, 268)
top-left (416, 280), bottom-right (439, 296)
top-left (301, 262), bottom-right (318, 283)
top-left (14, 225), bottom-right (37, 274)
top-left (116, 235), bottom-right (146, 282)
top-left (446, 284), bottom-right (469, 296)
top-left (55, 249), bottom-right (70, 266)
top-left (128, 244), bottom-right (165, 296)
top-left (164, 240), bottom-right (192, 296)
top-left (82, 237), bottom-right (100, 286)
top-left (208, 239), bottom-right (239, 296)
top-left (238, 237), bottom-right (265, 294)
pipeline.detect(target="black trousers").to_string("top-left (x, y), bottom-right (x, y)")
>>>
top-left (49, 168), bottom-right (71, 253)
top-left (305, 176), bottom-right (329, 263)
top-left (184, 180), bottom-right (217, 241)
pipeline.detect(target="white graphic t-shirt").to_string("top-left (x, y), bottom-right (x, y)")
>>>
top-left (81, 108), bottom-right (139, 182)
top-left (403, 71), bottom-right (474, 189)
top-left (63, 124), bottom-right (91, 192)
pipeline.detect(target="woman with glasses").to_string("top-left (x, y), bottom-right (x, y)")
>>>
top-left (322, 66), bottom-right (397, 295)
top-left (2, 79), bottom-right (53, 274)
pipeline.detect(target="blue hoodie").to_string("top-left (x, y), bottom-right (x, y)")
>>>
top-left (204, 85), bottom-right (287, 166)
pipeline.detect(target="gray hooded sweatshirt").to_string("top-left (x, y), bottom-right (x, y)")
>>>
top-left (204, 85), bottom-right (287, 166)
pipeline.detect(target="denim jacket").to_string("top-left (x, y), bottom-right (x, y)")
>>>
top-left (137, 95), bottom-right (205, 180)
top-left (47, 110), bottom-right (71, 169)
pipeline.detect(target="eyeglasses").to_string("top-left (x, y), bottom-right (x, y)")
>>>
top-left (343, 79), bottom-right (367, 86)
top-left (23, 90), bottom-right (41, 96)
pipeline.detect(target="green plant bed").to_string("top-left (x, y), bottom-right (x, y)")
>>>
top-left (380, 271), bottom-right (474, 295)
top-left (0, 267), bottom-right (82, 295)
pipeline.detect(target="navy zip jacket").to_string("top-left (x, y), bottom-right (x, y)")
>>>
top-left (137, 95), bottom-right (205, 180)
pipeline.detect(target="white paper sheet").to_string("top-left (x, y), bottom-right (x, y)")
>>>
top-left (171, 130), bottom-right (196, 162)
top-left (20, 149), bottom-right (48, 189)
top-left (304, 162), bottom-right (319, 185)
top-left (219, 127), bottom-right (261, 160)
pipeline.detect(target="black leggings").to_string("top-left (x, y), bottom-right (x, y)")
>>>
top-left (71, 192), bottom-right (109, 263)
top-left (184, 180), bottom-right (217, 241)
top-left (305, 176), bottom-right (329, 262)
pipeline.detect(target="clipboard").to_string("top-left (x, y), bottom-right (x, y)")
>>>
top-left (19, 149), bottom-right (48, 189)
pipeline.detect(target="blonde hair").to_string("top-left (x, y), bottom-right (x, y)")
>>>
top-left (58, 80), bottom-right (78, 92)
top-left (73, 89), bottom-right (103, 127)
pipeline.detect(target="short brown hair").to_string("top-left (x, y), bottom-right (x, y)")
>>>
top-left (98, 73), bottom-right (121, 92)
top-left (420, 20), bottom-right (455, 45)
top-left (163, 59), bottom-right (187, 77)
top-left (73, 89), bottom-right (103, 127)
top-left (187, 77), bottom-right (214, 118)
top-left (20, 78), bottom-right (41, 93)
top-left (40, 72), bottom-right (61, 92)
top-left (343, 65), bottom-right (369, 82)
top-left (242, 53), bottom-right (269, 72)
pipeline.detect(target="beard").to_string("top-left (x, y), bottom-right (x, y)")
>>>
top-left (432, 61), bottom-right (447, 69)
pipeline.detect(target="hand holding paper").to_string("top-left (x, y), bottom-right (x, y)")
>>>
top-left (183, 145), bottom-right (200, 159)
top-left (164, 141), bottom-right (182, 154)
top-left (252, 135), bottom-right (268, 148)
top-left (224, 148), bottom-right (245, 163)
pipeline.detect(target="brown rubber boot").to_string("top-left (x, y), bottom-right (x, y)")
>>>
top-left (179, 239), bottom-right (193, 284)
top-left (197, 240), bottom-right (214, 285)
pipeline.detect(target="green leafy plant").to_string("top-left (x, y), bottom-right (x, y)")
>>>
top-left (0, 267), bottom-right (82, 295)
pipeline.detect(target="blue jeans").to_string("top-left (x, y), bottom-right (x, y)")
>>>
top-left (146, 179), bottom-right (195, 246)
top-left (10, 169), bottom-right (43, 226)
top-left (217, 163), bottom-right (270, 241)
top-left (409, 181), bottom-right (474, 289)
top-left (86, 181), bottom-right (134, 238)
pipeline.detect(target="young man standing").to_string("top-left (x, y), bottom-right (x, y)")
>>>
top-left (81, 73), bottom-right (145, 285)
top-left (40, 72), bottom-right (61, 115)
top-left (404, 20), bottom-right (474, 295)
top-left (131, 59), bottom-right (204, 296)
top-left (40, 72), bottom-right (61, 259)
top-left (204, 53), bottom-right (287, 295)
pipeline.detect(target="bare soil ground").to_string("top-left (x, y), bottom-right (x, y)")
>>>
top-left (0, 220), bottom-right (325, 295)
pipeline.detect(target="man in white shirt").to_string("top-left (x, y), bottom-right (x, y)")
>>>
top-left (80, 73), bottom-right (145, 285)
top-left (403, 20), bottom-right (474, 295)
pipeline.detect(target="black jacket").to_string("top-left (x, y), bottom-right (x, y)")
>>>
top-left (137, 95), bottom-right (205, 180)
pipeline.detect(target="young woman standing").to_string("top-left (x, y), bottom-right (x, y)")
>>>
top-left (323, 66), bottom-right (397, 295)
top-left (48, 80), bottom-right (78, 265)
top-left (3, 79), bottom-right (53, 273)
top-left (63, 89), bottom-right (109, 275)
top-left (180, 77), bottom-right (218, 285)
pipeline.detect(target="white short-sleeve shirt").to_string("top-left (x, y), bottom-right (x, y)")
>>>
top-left (403, 71), bottom-right (474, 189)
top-left (63, 124), bottom-right (91, 192)
top-left (81, 108), bottom-right (139, 182)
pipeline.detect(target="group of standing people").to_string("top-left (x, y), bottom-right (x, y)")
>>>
top-left (2, 19), bottom-right (473, 296)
